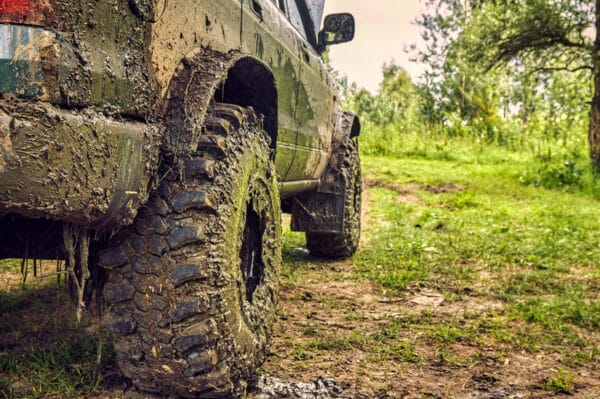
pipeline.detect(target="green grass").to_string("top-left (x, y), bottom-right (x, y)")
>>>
top-left (354, 151), bottom-right (600, 368)
top-left (290, 322), bottom-right (423, 363)
top-left (358, 154), bottom-right (600, 286)
top-left (274, 136), bottom-right (600, 394)
top-left (264, 140), bottom-right (599, 396)
top-left (544, 368), bottom-right (577, 394)
top-left (0, 335), bottom-right (107, 398)
top-left (0, 259), bottom-right (20, 272)
top-left (0, 284), bottom-right (113, 399)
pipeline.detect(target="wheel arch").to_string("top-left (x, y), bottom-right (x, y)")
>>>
top-left (161, 48), bottom-right (278, 165)
top-left (213, 57), bottom-right (278, 149)
top-left (333, 111), bottom-right (361, 144)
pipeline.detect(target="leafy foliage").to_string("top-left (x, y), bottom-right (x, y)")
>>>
top-left (339, 0), bottom-right (596, 186)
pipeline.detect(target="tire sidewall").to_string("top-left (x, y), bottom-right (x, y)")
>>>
top-left (215, 128), bottom-right (281, 375)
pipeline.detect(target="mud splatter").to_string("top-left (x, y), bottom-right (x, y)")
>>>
top-left (250, 375), bottom-right (345, 399)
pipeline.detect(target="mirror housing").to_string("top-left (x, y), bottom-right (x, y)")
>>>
top-left (317, 13), bottom-right (355, 53)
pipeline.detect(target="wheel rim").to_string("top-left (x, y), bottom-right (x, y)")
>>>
top-left (239, 200), bottom-right (265, 303)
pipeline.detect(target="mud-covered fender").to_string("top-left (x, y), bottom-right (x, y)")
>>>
top-left (160, 47), bottom-right (278, 170)
top-left (333, 111), bottom-right (361, 143)
top-left (324, 111), bottom-right (360, 195)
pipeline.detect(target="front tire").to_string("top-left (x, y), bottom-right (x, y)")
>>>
top-left (306, 137), bottom-right (361, 259)
top-left (100, 104), bottom-right (281, 398)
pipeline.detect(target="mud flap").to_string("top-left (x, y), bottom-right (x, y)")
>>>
top-left (290, 192), bottom-right (345, 233)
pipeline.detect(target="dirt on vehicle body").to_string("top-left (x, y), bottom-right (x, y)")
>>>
top-left (0, 0), bottom-right (360, 397)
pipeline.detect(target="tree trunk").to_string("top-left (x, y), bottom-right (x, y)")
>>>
top-left (590, 85), bottom-right (600, 167)
top-left (590, 0), bottom-right (600, 168)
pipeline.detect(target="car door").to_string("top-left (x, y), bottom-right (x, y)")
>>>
top-left (279, 0), bottom-right (332, 182)
top-left (240, 0), bottom-right (304, 182)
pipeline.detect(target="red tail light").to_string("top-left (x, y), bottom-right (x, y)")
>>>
top-left (0, 0), bottom-right (53, 27)
top-left (0, 0), bottom-right (29, 15)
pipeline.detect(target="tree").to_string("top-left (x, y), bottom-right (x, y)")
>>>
top-left (416, 0), bottom-right (510, 137)
top-left (343, 62), bottom-right (419, 134)
top-left (463, 0), bottom-right (599, 165)
top-left (376, 63), bottom-right (418, 130)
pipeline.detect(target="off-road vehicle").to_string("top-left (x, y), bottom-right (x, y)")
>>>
top-left (0, 0), bottom-right (361, 396)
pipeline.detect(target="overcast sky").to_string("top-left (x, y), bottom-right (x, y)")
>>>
top-left (323, 0), bottom-right (427, 93)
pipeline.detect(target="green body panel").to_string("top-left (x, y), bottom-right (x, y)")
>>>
top-left (51, 0), bottom-right (153, 115)
top-left (148, 0), bottom-right (335, 181)
top-left (0, 0), bottom-right (347, 226)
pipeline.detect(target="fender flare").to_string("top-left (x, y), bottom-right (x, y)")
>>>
top-left (333, 111), bottom-right (361, 145)
top-left (160, 47), bottom-right (278, 168)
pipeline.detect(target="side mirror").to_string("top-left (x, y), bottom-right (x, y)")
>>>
top-left (317, 13), bottom-right (355, 53)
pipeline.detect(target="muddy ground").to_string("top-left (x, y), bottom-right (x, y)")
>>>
top-left (255, 260), bottom-right (597, 399)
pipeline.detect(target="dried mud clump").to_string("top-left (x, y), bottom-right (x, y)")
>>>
top-left (250, 375), bottom-right (345, 399)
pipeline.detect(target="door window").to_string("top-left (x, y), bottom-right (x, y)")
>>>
top-left (285, 0), bottom-right (308, 40)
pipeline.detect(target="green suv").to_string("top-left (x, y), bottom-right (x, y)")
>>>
top-left (0, 0), bottom-right (361, 396)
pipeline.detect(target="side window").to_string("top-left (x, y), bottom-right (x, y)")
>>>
top-left (270, 0), bottom-right (286, 15)
top-left (285, 0), bottom-right (308, 40)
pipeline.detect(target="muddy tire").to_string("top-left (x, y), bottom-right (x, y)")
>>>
top-left (306, 137), bottom-right (361, 259)
top-left (100, 104), bottom-right (281, 398)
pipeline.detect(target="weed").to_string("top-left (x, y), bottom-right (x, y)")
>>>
top-left (544, 369), bottom-right (576, 394)
top-left (302, 325), bottom-right (318, 337)
top-left (514, 291), bottom-right (600, 330)
top-left (429, 324), bottom-right (474, 345)
top-left (372, 340), bottom-right (422, 363)
top-left (520, 151), bottom-right (585, 190)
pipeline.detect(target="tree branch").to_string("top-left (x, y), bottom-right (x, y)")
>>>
top-left (527, 65), bottom-right (593, 76)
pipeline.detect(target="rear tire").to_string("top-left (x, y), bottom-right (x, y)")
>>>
top-left (306, 137), bottom-right (361, 259)
top-left (100, 104), bottom-right (281, 398)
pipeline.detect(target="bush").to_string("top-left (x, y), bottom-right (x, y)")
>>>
top-left (520, 149), bottom-right (584, 190)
